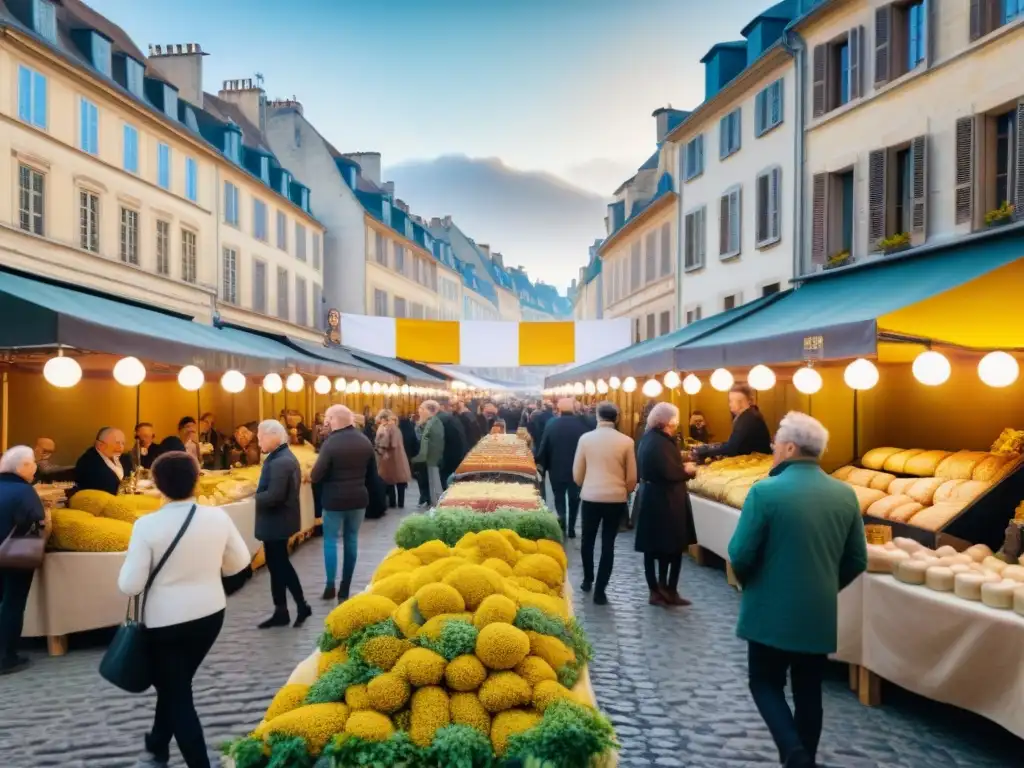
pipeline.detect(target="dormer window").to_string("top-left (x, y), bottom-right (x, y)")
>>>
top-left (381, 198), bottom-right (392, 227)
top-left (299, 187), bottom-right (310, 211)
top-left (279, 170), bottom-right (291, 197)
top-left (163, 85), bottom-right (178, 120)
top-left (348, 167), bottom-right (357, 189)
top-left (260, 156), bottom-right (270, 184)
top-left (405, 219), bottom-right (413, 240)
top-left (224, 128), bottom-right (242, 164)
top-left (91, 34), bottom-right (112, 77)
top-left (33, 0), bottom-right (57, 44)
top-left (125, 58), bottom-right (144, 97)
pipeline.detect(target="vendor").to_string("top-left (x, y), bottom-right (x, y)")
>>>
top-left (692, 383), bottom-right (771, 460)
top-left (160, 416), bottom-right (201, 463)
top-left (222, 424), bottom-right (261, 468)
top-left (198, 412), bottom-right (222, 469)
top-left (132, 422), bottom-right (159, 470)
top-left (33, 437), bottom-right (74, 482)
top-left (688, 411), bottom-right (711, 444)
top-left (73, 427), bottom-right (132, 495)
top-left (285, 410), bottom-right (313, 445)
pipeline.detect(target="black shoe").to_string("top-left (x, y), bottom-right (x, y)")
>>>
top-left (293, 603), bottom-right (313, 628)
top-left (580, 579), bottom-right (592, 593)
top-left (783, 749), bottom-right (814, 768)
top-left (338, 581), bottom-right (351, 602)
top-left (593, 591), bottom-right (608, 606)
top-left (258, 610), bottom-right (290, 629)
top-left (567, 529), bottom-right (577, 539)
top-left (321, 585), bottom-right (336, 601)
top-left (0, 655), bottom-right (30, 675)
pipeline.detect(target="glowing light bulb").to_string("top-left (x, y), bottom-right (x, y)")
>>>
top-left (978, 351), bottom-right (1019, 388)
top-left (792, 366), bottom-right (823, 395)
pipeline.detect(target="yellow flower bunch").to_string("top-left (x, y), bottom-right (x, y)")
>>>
top-left (344, 710), bottom-right (394, 741)
top-left (324, 594), bottom-right (398, 641)
top-left (479, 671), bottom-right (533, 713)
top-left (410, 685), bottom-right (450, 747)
top-left (254, 702), bottom-right (350, 754)
top-left (475, 623), bottom-right (530, 671)
top-left (263, 683), bottom-right (310, 722)
top-left (490, 708), bottom-right (542, 755)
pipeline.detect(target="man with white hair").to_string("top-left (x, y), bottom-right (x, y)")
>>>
top-left (411, 400), bottom-right (445, 505)
top-left (536, 397), bottom-right (589, 537)
top-left (72, 427), bottom-right (132, 496)
top-left (254, 419), bottom-right (311, 629)
top-left (728, 411), bottom-right (867, 768)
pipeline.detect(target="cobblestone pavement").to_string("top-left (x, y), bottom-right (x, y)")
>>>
top-left (1, 504), bottom-right (1021, 767)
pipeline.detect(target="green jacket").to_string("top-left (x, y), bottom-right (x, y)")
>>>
top-left (728, 460), bottom-right (867, 655)
top-left (412, 415), bottom-right (444, 468)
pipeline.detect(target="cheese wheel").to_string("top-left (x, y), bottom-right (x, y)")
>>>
top-left (889, 502), bottom-right (925, 523)
top-left (935, 451), bottom-right (990, 480)
top-left (910, 503), bottom-right (966, 531)
top-left (895, 559), bottom-right (930, 585)
top-left (925, 565), bottom-right (955, 592)
top-left (889, 549), bottom-right (911, 565)
top-left (934, 545), bottom-right (958, 558)
top-left (948, 564), bottom-right (973, 575)
top-left (832, 465), bottom-right (855, 481)
top-left (948, 554), bottom-right (973, 566)
top-left (935, 556), bottom-right (958, 567)
top-left (893, 537), bottom-right (924, 554)
top-left (981, 579), bottom-right (1017, 609)
top-left (861, 447), bottom-right (903, 470)
top-left (1000, 565), bottom-right (1024, 582)
top-left (867, 546), bottom-right (898, 574)
top-left (883, 541), bottom-right (898, 551)
top-left (967, 544), bottom-right (993, 563)
top-left (866, 494), bottom-right (915, 520)
top-left (883, 449), bottom-right (925, 474)
top-left (982, 556), bottom-right (1008, 574)
top-left (911, 549), bottom-right (938, 562)
top-left (905, 450), bottom-right (953, 477)
top-left (1014, 586), bottom-right (1024, 616)
top-left (954, 572), bottom-right (986, 600)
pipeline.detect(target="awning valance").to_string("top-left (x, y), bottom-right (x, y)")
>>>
top-left (284, 337), bottom-right (395, 381)
top-left (349, 349), bottom-right (447, 386)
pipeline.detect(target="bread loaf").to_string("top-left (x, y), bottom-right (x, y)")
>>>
top-left (904, 450), bottom-right (953, 477)
top-left (888, 501), bottom-right (925, 523)
top-left (895, 559), bottom-right (929, 585)
top-left (862, 447), bottom-right (903, 470)
top-left (934, 479), bottom-right (991, 504)
top-left (909, 502), bottom-right (966, 531)
top-left (925, 565), bottom-right (955, 592)
top-left (832, 465), bottom-right (855, 481)
top-left (954, 572), bottom-right (986, 600)
top-left (850, 486), bottom-right (887, 514)
top-left (883, 449), bottom-right (925, 474)
top-left (971, 454), bottom-right (1014, 482)
top-left (932, 480), bottom-right (966, 505)
top-left (887, 478), bottom-right (916, 496)
top-left (865, 494), bottom-right (915, 520)
top-left (981, 580), bottom-right (1017, 609)
top-left (905, 477), bottom-right (945, 505)
top-left (935, 451), bottom-right (990, 480)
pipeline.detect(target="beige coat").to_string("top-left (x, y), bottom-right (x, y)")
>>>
top-left (375, 422), bottom-right (412, 485)
top-left (573, 422), bottom-right (638, 503)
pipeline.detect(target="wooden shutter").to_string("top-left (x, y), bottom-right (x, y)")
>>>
top-left (1015, 101), bottom-right (1024, 221)
top-left (698, 207), bottom-right (707, 266)
top-left (874, 8), bottom-right (891, 87)
top-left (910, 135), bottom-right (928, 245)
top-left (770, 167), bottom-right (782, 242)
top-left (756, 174), bottom-right (768, 243)
top-left (868, 149), bottom-right (888, 248)
top-left (924, 0), bottom-right (934, 67)
top-left (970, 0), bottom-right (999, 41)
top-left (954, 116), bottom-right (974, 225)
top-left (755, 90), bottom-right (765, 136)
top-left (772, 80), bottom-right (783, 126)
top-left (697, 135), bottom-right (704, 174)
top-left (733, 110), bottom-right (741, 152)
top-left (812, 45), bottom-right (826, 117)
top-left (811, 173), bottom-right (828, 266)
top-left (719, 194), bottom-right (730, 255)
top-left (970, 0), bottom-right (981, 39)
top-left (719, 118), bottom-right (728, 159)
top-left (849, 26), bottom-right (864, 100)
top-left (730, 188), bottom-right (742, 254)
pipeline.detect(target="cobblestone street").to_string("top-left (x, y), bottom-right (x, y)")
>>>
top-left (1, 505), bottom-right (1021, 767)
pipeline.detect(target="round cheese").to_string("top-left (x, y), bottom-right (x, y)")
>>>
top-left (867, 545), bottom-right (897, 574)
top-left (911, 550), bottom-right (938, 562)
top-left (1000, 565), bottom-right (1024, 582)
top-left (982, 556), bottom-right (1008, 574)
top-left (934, 545), bottom-right (958, 558)
top-left (948, 554), bottom-right (973, 566)
top-left (948, 564), bottom-right (973, 575)
top-left (981, 579), bottom-right (1017, 610)
top-left (925, 565), bottom-right (955, 592)
top-left (895, 559), bottom-right (930, 585)
top-left (954, 572), bottom-right (986, 600)
top-left (935, 556), bottom-right (958, 567)
top-left (967, 544), bottom-right (993, 563)
top-left (893, 537), bottom-right (924, 554)
top-left (1014, 586), bottom-right (1024, 616)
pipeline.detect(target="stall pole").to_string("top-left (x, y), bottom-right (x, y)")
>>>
top-left (258, 387), bottom-right (265, 422)
top-left (231, 395), bottom-right (236, 432)
top-left (1, 370), bottom-right (8, 452)
top-left (807, 394), bottom-right (813, 418)
top-left (135, 384), bottom-right (141, 429)
top-left (852, 390), bottom-right (859, 459)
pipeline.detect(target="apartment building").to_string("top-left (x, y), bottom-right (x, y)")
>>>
top-left (0, 0), bottom-right (324, 337)
top-left (599, 109), bottom-right (683, 342)
top-left (666, 0), bottom-right (798, 324)
top-left (570, 241), bottom-right (603, 321)
top-left (795, 0), bottom-right (1024, 272)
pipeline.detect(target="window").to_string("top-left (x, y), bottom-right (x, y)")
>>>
top-left (224, 182), bottom-right (239, 226)
top-left (295, 223), bottom-right (307, 261)
top-left (894, 147), bottom-right (913, 235)
top-left (811, 169), bottom-right (856, 266)
top-left (18, 66), bottom-right (47, 129)
top-left (812, 28), bottom-right (863, 118)
top-left (719, 109), bottom-right (741, 159)
top-left (684, 207), bottom-right (706, 271)
top-left (33, 0), bottom-right (57, 43)
top-left (79, 98), bottom-right (98, 154)
top-left (253, 199), bottom-right (268, 241)
top-left (394, 244), bottom-right (406, 275)
top-left (646, 314), bottom-right (656, 340)
top-left (79, 190), bottom-right (99, 252)
top-left (723, 294), bottom-right (739, 311)
top-left (277, 267), bottom-right (290, 320)
top-left (634, 317), bottom-right (641, 344)
top-left (686, 306), bottom-right (703, 325)
top-left (92, 34), bottom-right (112, 77)
top-left (373, 289), bottom-right (388, 317)
top-left (295, 276), bottom-right (307, 326)
top-left (185, 157), bottom-right (198, 202)
top-left (756, 167), bottom-right (782, 248)
top-left (659, 311), bottom-right (671, 336)
top-left (181, 229), bottom-right (197, 283)
top-left (866, 136), bottom-right (928, 251)
top-left (644, 231), bottom-right (656, 284)
top-left (875, 2), bottom-right (928, 87)
top-left (123, 124), bottom-right (139, 173)
top-left (719, 186), bottom-right (742, 258)
top-left (659, 222), bottom-right (672, 276)
top-left (313, 284), bottom-right (323, 329)
top-left (762, 282), bottom-right (782, 296)
top-left (969, 0), bottom-right (1018, 40)
top-left (253, 260), bottom-right (267, 313)
top-left (685, 135), bottom-right (705, 180)
top-left (157, 143), bottom-right (170, 190)
top-left (755, 79), bottom-right (784, 137)
top-left (125, 58), bottom-right (144, 97)
top-left (276, 211), bottom-right (287, 250)
top-left (411, 302), bottom-right (425, 319)
top-left (120, 207), bottom-right (139, 265)
top-left (629, 242), bottom-right (641, 292)
top-left (394, 297), bottom-right (407, 318)
top-left (313, 233), bottom-right (322, 270)
top-left (224, 130), bottom-right (241, 164)
top-left (162, 86), bottom-right (177, 120)
top-left (156, 220), bottom-right (170, 276)
top-left (222, 247), bottom-right (238, 304)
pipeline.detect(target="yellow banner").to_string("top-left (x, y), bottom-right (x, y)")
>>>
top-left (395, 319), bottom-right (460, 363)
top-left (519, 321), bottom-right (575, 366)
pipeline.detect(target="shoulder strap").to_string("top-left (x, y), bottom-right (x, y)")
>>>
top-left (140, 504), bottom-right (197, 622)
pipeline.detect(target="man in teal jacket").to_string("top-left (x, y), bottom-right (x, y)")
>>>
top-left (728, 411), bottom-right (867, 768)
top-left (411, 400), bottom-right (445, 505)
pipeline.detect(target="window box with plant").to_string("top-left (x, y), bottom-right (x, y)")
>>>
top-left (824, 250), bottom-right (852, 270)
top-left (985, 201), bottom-right (1016, 227)
top-left (877, 232), bottom-right (911, 254)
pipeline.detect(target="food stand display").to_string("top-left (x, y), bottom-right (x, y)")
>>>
top-left (452, 433), bottom-right (540, 486)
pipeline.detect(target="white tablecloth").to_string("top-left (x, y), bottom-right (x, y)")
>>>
top-left (221, 496), bottom-right (260, 556)
top-left (689, 493), bottom-right (740, 560)
top-left (861, 573), bottom-right (1024, 738)
top-left (300, 482), bottom-right (315, 531)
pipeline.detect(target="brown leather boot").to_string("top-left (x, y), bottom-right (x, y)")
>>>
top-left (666, 589), bottom-right (692, 607)
top-left (649, 589), bottom-right (668, 606)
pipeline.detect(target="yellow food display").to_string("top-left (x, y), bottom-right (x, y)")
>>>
top-left (688, 453), bottom-right (772, 508)
top-left (48, 508), bottom-right (133, 552)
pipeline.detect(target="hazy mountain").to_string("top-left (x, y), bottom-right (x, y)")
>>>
top-left (561, 158), bottom-right (638, 196)
top-left (383, 155), bottom-right (608, 290)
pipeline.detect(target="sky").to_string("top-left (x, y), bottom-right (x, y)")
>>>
top-left (89, 0), bottom-right (778, 286)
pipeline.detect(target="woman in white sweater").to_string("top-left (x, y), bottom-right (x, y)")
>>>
top-left (118, 452), bottom-right (250, 768)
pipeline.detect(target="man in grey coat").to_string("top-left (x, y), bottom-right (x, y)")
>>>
top-left (255, 420), bottom-right (311, 629)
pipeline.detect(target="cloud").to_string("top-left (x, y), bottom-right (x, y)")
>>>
top-left (560, 158), bottom-right (638, 197)
top-left (382, 155), bottom-right (607, 289)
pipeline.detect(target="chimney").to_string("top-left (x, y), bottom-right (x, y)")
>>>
top-left (429, 217), bottom-right (443, 228)
top-left (395, 198), bottom-right (409, 213)
top-left (478, 243), bottom-right (491, 259)
top-left (147, 42), bottom-right (206, 108)
top-left (381, 180), bottom-right (395, 197)
top-left (268, 97), bottom-right (303, 116)
top-left (652, 105), bottom-right (690, 144)
top-left (341, 152), bottom-right (381, 186)
top-left (442, 215), bottom-right (453, 228)
top-left (218, 77), bottom-right (267, 135)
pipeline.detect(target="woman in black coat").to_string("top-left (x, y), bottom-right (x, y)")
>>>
top-left (634, 402), bottom-right (697, 608)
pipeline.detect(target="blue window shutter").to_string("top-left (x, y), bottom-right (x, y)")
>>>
top-left (754, 92), bottom-right (764, 137)
top-left (773, 81), bottom-right (783, 127)
top-left (733, 110), bottom-right (741, 151)
top-left (90, 103), bottom-right (98, 153)
top-left (79, 99), bottom-right (87, 149)
top-left (33, 72), bottom-right (47, 128)
top-left (18, 67), bottom-right (32, 122)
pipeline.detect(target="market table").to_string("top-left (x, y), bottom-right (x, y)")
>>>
top-left (857, 573), bottom-right (1024, 738)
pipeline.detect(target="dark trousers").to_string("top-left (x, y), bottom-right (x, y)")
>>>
top-left (263, 539), bottom-right (306, 611)
top-left (580, 501), bottom-right (624, 593)
top-left (0, 568), bottom-right (33, 661)
top-left (747, 641), bottom-right (826, 765)
top-left (145, 609), bottom-right (224, 768)
top-left (385, 483), bottom-right (407, 508)
top-left (643, 553), bottom-right (682, 592)
top-left (414, 465), bottom-right (430, 504)
top-left (550, 480), bottom-right (581, 533)
top-left (312, 481), bottom-right (323, 520)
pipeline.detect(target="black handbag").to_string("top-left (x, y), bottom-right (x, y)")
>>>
top-left (99, 504), bottom-right (196, 693)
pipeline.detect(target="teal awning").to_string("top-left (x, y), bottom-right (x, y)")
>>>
top-left (349, 349), bottom-right (447, 386)
top-left (0, 270), bottom-right (286, 373)
top-left (286, 337), bottom-right (396, 381)
top-left (675, 235), bottom-right (1024, 370)
top-left (545, 292), bottom-right (784, 386)
top-left (212, 327), bottom-right (369, 377)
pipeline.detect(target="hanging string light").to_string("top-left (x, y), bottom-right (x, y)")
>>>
top-left (220, 370), bottom-right (246, 393)
top-left (334, 377), bottom-right (347, 392)
top-left (911, 350), bottom-right (951, 387)
top-left (682, 374), bottom-right (702, 395)
top-left (285, 372), bottom-right (305, 392)
top-left (844, 358), bottom-right (879, 390)
top-left (313, 375), bottom-right (331, 395)
top-left (113, 356), bottom-right (146, 387)
top-left (263, 373), bottom-right (283, 393)
top-left (42, 351), bottom-right (82, 388)
top-left (641, 378), bottom-right (663, 397)
top-left (609, 376), bottom-right (621, 391)
top-left (622, 377), bottom-right (637, 393)
top-left (747, 364), bottom-right (777, 391)
top-left (792, 366), bottom-right (823, 395)
top-left (710, 368), bottom-right (734, 392)
top-left (596, 379), bottom-right (609, 394)
top-left (977, 351), bottom-right (1019, 388)
top-left (663, 370), bottom-right (681, 389)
